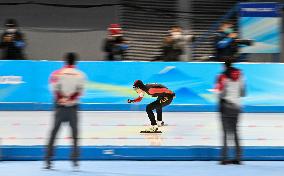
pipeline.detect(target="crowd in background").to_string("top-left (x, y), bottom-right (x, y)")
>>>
top-left (102, 24), bottom-right (195, 62)
top-left (0, 19), bottom-right (251, 62)
top-left (102, 22), bottom-right (251, 62)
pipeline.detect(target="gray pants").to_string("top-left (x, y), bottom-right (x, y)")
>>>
top-left (220, 101), bottom-right (241, 161)
top-left (46, 105), bottom-right (79, 162)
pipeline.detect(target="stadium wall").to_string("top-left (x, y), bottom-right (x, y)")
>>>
top-left (0, 0), bottom-right (120, 61)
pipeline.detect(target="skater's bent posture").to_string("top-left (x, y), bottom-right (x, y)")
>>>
top-left (128, 80), bottom-right (175, 132)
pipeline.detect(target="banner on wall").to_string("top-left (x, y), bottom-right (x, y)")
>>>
top-left (1, 61), bottom-right (284, 111)
top-left (239, 2), bottom-right (282, 53)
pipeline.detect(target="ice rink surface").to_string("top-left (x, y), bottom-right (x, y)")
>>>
top-left (0, 111), bottom-right (283, 146)
top-left (1, 111), bottom-right (284, 176)
top-left (1, 161), bottom-right (284, 176)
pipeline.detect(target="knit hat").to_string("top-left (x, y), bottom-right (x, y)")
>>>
top-left (108, 24), bottom-right (122, 36)
top-left (5, 19), bottom-right (17, 27)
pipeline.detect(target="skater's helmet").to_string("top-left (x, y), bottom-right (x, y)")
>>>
top-left (133, 80), bottom-right (144, 89)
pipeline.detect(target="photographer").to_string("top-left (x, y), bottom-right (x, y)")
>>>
top-left (0, 19), bottom-right (26, 60)
top-left (156, 26), bottom-right (194, 61)
top-left (103, 24), bottom-right (128, 61)
top-left (214, 22), bottom-right (238, 62)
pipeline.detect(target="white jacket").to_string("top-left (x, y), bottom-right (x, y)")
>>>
top-left (50, 65), bottom-right (86, 106)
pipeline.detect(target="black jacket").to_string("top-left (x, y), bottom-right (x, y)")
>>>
top-left (214, 32), bottom-right (238, 61)
top-left (0, 29), bottom-right (26, 60)
top-left (103, 36), bottom-right (127, 61)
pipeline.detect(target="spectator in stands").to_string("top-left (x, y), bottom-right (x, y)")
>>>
top-left (214, 22), bottom-right (238, 62)
top-left (103, 24), bottom-right (128, 61)
top-left (154, 36), bottom-right (175, 61)
top-left (156, 26), bottom-right (194, 61)
top-left (0, 19), bottom-right (26, 60)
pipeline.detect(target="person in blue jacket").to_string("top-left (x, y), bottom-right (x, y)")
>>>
top-left (214, 22), bottom-right (238, 62)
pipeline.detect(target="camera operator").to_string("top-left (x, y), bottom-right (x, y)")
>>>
top-left (156, 26), bottom-right (194, 62)
top-left (214, 22), bottom-right (239, 62)
top-left (103, 24), bottom-right (128, 61)
top-left (0, 19), bottom-right (26, 60)
top-left (214, 22), bottom-right (253, 62)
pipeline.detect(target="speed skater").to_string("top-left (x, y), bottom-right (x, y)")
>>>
top-left (128, 80), bottom-right (175, 132)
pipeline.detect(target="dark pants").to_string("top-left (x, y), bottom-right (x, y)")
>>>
top-left (146, 96), bottom-right (173, 126)
top-left (46, 105), bottom-right (79, 162)
top-left (220, 101), bottom-right (241, 161)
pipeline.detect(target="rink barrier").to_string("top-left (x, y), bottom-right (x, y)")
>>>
top-left (2, 61), bottom-right (284, 112)
top-left (1, 103), bottom-right (284, 113)
top-left (2, 146), bottom-right (284, 161)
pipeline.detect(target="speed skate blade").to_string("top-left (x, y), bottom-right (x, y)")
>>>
top-left (140, 130), bottom-right (162, 133)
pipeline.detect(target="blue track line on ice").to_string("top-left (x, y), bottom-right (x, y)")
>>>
top-left (2, 146), bottom-right (284, 161)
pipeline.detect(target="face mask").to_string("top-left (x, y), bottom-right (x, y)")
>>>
top-left (171, 31), bottom-right (182, 37)
top-left (224, 28), bottom-right (233, 34)
top-left (6, 28), bottom-right (17, 33)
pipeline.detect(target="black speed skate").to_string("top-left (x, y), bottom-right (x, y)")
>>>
top-left (140, 125), bottom-right (162, 133)
top-left (157, 121), bottom-right (167, 127)
top-left (44, 160), bottom-right (52, 170)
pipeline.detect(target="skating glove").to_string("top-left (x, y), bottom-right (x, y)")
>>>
top-left (127, 99), bottom-right (135, 103)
